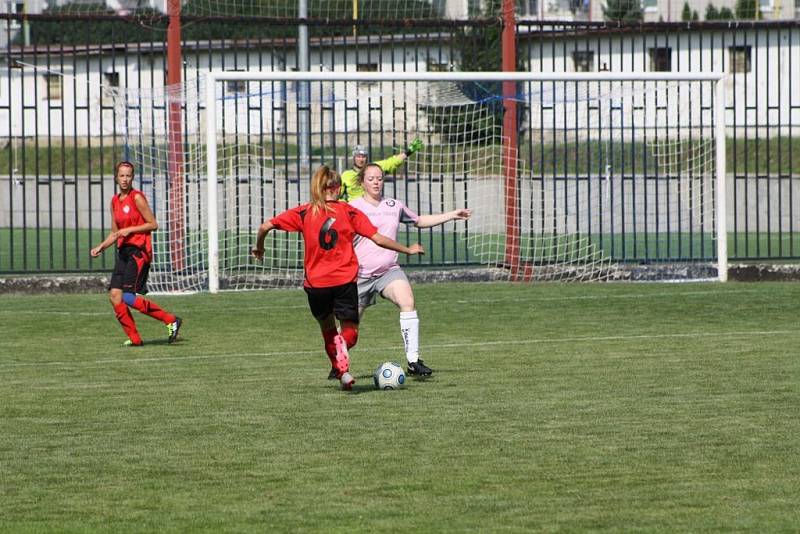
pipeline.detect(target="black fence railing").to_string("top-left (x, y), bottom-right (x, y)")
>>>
top-left (1, 16), bottom-right (798, 274)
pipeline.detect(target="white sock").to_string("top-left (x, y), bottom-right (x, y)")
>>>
top-left (399, 311), bottom-right (419, 363)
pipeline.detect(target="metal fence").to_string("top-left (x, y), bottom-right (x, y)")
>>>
top-left (1, 15), bottom-right (798, 274)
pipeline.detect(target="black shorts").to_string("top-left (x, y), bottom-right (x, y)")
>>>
top-left (109, 245), bottom-right (151, 294)
top-left (304, 282), bottom-right (359, 324)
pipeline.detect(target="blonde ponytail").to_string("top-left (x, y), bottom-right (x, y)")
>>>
top-left (309, 165), bottom-right (341, 215)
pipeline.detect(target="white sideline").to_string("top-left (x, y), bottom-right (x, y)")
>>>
top-left (0, 329), bottom-right (795, 370)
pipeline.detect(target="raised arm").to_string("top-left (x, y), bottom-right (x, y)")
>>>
top-left (251, 221), bottom-right (276, 261)
top-left (370, 232), bottom-right (424, 256)
top-left (415, 208), bottom-right (472, 229)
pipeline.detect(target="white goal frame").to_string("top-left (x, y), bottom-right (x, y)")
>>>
top-left (203, 71), bottom-right (728, 293)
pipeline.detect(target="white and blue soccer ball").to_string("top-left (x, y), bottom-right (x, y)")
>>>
top-left (373, 362), bottom-right (406, 390)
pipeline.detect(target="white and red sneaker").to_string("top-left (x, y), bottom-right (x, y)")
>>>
top-left (339, 372), bottom-right (355, 391)
top-left (333, 334), bottom-right (354, 390)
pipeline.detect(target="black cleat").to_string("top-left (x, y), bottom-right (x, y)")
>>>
top-left (167, 317), bottom-right (182, 343)
top-left (407, 359), bottom-right (433, 376)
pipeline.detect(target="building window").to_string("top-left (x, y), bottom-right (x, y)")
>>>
top-left (103, 72), bottom-right (120, 91)
top-left (44, 74), bottom-right (62, 100)
top-left (516, 0), bottom-right (538, 16)
top-left (356, 63), bottom-right (378, 85)
top-left (642, 0), bottom-right (658, 10)
top-left (729, 46), bottom-right (751, 73)
top-left (468, 0), bottom-right (483, 16)
top-left (572, 50), bottom-right (595, 72)
top-left (356, 62), bottom-right (378, 73)
top-left (226, 80), bottom-right (247, 95)
top-left (103, 71), bottom-right (120, 88)
top-left (102, 71), bottom-right (120, 103)
top-left (570, 0), bottom-right (589, 12)
top-left (224, 70), bottom-right (247, 95)
top-left (7, 1), bottom-right (24, 29)
top-left (648, 47), bottom-right (672, 72)
top-left (427, 59), bottom-right (450, 72)
top-left (759, 0), bottom-right (773, 11)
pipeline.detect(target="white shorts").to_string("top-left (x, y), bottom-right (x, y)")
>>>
top-left (357, 269), bottom-right (409, 309)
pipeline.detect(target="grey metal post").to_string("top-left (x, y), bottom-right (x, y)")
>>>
top-left (298, 0), bottom-right (310, 165)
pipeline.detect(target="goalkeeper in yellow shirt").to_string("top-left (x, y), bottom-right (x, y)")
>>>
top-left (339, 138), bottom-right (423, 201)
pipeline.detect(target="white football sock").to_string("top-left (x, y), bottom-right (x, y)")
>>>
top-left (399, 311), bottom-right (419, 363)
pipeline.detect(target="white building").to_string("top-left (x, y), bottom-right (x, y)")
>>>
top-left (1, 26), bottom-right (798, 140)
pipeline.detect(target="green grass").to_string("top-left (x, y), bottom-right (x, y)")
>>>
top-left (1, 282), bottom-right (799, 531)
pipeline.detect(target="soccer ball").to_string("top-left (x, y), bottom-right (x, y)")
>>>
top-left (373, 362), bottom-right (406, 390)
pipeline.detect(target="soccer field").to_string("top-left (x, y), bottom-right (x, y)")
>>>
top-left (2, 282), bottom-right (799, 531)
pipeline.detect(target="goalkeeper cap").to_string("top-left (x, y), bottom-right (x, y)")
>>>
top-left (352, 145), bottom-right (368, 157)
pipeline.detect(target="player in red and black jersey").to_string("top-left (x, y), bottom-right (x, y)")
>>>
top-left (251, 165), bottom-right (423, 390)
top-left (90, 161), bottom-right (182, 346)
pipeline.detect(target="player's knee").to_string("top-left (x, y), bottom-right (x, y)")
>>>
top-left (109, 289), bottom-right (123, 305)
top-left (398, 299), bottom-right (415, 312)
top-left (122, 292), bottom-right (137, 306)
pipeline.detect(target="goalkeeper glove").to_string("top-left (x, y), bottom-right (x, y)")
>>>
top-left (405, 137), bottom-right (424, 156)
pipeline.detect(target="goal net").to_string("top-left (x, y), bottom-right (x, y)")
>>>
top-left (113, 71), bottom-right (727, 293)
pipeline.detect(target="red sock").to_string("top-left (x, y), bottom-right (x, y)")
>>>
top-left (113, 303), bottom-right (142, 344)
top-left (340, 326), bottom-right (358, 349)
top-left (322, 328), bottom-right (338, 366)
top-left (131, 296), bottom-right (176, 324)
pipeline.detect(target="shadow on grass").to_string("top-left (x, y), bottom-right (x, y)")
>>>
top-left (140, 338), bottom-right (181, 347)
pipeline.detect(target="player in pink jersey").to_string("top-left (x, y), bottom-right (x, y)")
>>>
top-left (90, 161), bottom-right (182, 346)
top-left (350, 163), bottom-right (471, 377)
top-left (252, 165), bottom-right (424, 390)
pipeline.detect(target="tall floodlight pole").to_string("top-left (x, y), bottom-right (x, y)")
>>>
top-left (298, 0), bottom-right (311, 165)
top-left (501, 0), bottom-right (521, 279)
top-left (167, 0), bottom-right (185, 272)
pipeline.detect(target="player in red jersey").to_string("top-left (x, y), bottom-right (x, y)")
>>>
top-left (90, 161), bottom-right (182, 346)
top-left (251, 165), bottom-right (424, 390)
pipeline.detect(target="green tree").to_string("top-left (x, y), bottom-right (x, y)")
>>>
top-left (17, 0), bottom-right (443, 45)
top-left (735, 0), bottom-right (758, 18)
top-left (718, 6), bottom-right (735, 18)
top-left (705, 3), bottom-right (720, 19)
top-left (692, 9), bottom-right (699, 20)
top-left (681, 1), bottom-right (692, 21)
top-left (17, 5), bottom-right (166, 45)
top-left (603, 0), bottom-right (643, 22)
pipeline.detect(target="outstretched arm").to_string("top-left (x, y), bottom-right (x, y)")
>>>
top-left (378, 138), bottom-right (424, 173)
top-left (415, 208), bottom-right (472, 229)
top-left (251, 221), bottom-right (276, 260)
top-left (370, 232), bottom-right (424, 256)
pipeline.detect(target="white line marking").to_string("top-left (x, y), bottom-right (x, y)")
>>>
top-left (0, 329), bottom-right (795, 370)
top-left (454, 288), bottom-right (766, 305)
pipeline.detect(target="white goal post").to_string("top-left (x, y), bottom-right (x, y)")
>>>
top-left (200, 70), bottom-right (727, 293)
top-left (109, 69), bottom-right (730, 293)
